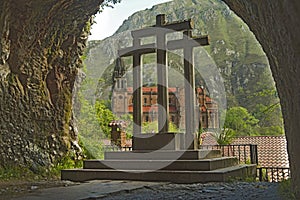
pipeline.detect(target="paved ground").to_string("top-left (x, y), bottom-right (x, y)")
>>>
top-left (103, 182), bottom-right (282, 200)
top-left (7, 180), bottom-right (283, 200)
top-left (10, 180), bottom-right (164, 200)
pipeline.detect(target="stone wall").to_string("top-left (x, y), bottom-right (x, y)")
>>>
top-left (223, 0), bottom-right (300, 197)
top-left (0, 0), bottom-right (103, 170)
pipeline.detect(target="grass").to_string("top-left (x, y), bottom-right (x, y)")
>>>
top-left (0, 151), bottom-right (84, 182)
top-left (278, 179), bottom-right (296, 200)
top-left (0, 166), bottom-right (39, 182)
top-left (48, 154), bottom-right (83, 178)
top-left (0, 157), bottom-right (83, 198)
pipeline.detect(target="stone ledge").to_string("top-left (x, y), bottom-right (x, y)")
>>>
top-left (104, 150), bottom-right (221, 160)
top-left (61, 164), bottom-right (257, 183)
top-left (84, 157), bottom-right (238, 171)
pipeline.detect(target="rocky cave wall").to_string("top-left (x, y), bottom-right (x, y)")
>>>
top-left (0, 0), bottom-right (103, 170)
top-left (223, 0), bottom-right (300, 197)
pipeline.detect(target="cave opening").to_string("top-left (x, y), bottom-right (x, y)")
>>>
top-left (81, 0), bottom-right (285, 163)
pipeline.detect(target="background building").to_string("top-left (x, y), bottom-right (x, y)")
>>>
top-left (111, 57), bottom-right (219, 130)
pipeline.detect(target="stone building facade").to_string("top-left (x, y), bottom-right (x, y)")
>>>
top-left (111, 58), bottom-right (219, 130)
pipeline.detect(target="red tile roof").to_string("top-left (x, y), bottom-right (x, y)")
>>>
top-left (232, 136), bottom-right (289, 168)
top-left (201, 133), bottom-right (289, 168)
top-left (200, 132), bottom-right (218, 145)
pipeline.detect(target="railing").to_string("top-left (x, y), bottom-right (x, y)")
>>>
top-left (200, 144), bottom-right (258, 164)
top-left (257, 167), bottom-right (291, 182)
top-left (200, 144), bottom-right (291, 182)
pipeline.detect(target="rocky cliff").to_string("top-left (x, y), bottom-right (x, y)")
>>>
top-left (0, 0), bottom-right (102, 170)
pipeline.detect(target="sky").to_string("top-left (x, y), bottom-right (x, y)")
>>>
top-left (89, 0), bottom-right (173, 40)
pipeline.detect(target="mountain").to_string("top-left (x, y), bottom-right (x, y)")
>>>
top-left (83, 0), bottom-right (283, 130)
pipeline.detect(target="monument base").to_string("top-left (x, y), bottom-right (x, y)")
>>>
top-left (132, 132), bottom-right (185, 151)
top-left (104, 149), bottom-right (222, 160)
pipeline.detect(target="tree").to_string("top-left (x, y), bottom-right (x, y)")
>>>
top-left (100, 0), bottom-right (122, 11)
top-left (224, 106), bottom-right (259, 136)
top-left (253, 103), bottom-right (284, 136)
top-left (77, 94), bottom-right (105, 159)
top-left (95, 100), bottom-right (116, 138)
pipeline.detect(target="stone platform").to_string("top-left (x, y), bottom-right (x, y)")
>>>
top-left (104, 149), bottom-right (221, 160)
top-left (61, 150), bottom-right (256, 183)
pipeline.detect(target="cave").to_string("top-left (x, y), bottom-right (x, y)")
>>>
top-left (0, 0), bottom-right (299, 197)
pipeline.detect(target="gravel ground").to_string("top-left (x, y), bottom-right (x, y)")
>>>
top-left (0, 180), bottom-right (285, 200)
top-left (102, 182), bottom-right (283, 200)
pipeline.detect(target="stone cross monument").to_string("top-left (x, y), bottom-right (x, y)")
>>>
top-left (119, 14), bottom-right (209, 150)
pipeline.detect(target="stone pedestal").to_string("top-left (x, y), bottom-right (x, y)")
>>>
top-left (132, 133), bottom-right (184, 151)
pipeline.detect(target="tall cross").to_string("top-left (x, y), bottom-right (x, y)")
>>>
top-left (118, 33), bottom-right (156, 137)
top-left (119, 14), bottom-right (193, 136)
top-left (118, 14), bottom-right (209, 150)
top-left (168, 30), bottom-right (209, 149)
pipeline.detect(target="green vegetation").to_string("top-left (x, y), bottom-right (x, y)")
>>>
top-left (224, 106), bottom-right (259, 136)
top-left (95, 100), bottom-right (116, 138)
top-left (77, 89), bottom-right (111, 159)
top-left (142, 121), bottom-right (180, 133)
top-left (214, 128), bottom-right (235, 145)
top-left (0, 150), bottom-right (84, 182)
top-left (100, 0), bottom-right (122, 11)
top-left (0, 166), bottom-right (39, 181)
top-left (77, 93), bottom-right (104, 158)
top-left (49, 152), bottom-right (83, 178)
top-left (215, 105), bottom-right (284, 140)
top-left (279, 179), bottom-right (296, 200)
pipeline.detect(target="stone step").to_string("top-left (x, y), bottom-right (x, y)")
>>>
top-left (104, 150), bottom-right (221, 160)
top-left (61, 164), bottom-right (257, 183)
top-left (84, 157), bottom-right (238, 171)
